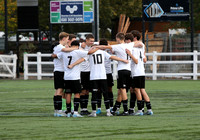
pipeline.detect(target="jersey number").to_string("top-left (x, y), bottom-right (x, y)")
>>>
top-left (68, 56), bottom-right (72, 65)
top-left (140, 51), bottom-right (142, 61)
top-left (92, 54), bottom-right (102, 64)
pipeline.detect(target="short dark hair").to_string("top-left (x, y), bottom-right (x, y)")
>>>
top-left (86, 34), bottom-right (94, 40)
top-left (130, 30), bottom-right (141, 40)
top-left (59, 32), bottom-right (69, 41)
top-left (69, 34), bottom-right (76, 41)
top-left (116, 32), bottom-right (125, 41)
top-left (71, 40), bottom-right (79, 47)
top-left (99, 38), bottom-right (108, 45)
top-left (125, 33), bottom-right (133, 42)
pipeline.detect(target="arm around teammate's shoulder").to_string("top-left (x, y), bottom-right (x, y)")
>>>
top-left (125, 49), bottom-right (138, 64)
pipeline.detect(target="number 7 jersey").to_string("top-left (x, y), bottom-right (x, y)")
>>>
top-left (57, 50), bottom-right (88, 80)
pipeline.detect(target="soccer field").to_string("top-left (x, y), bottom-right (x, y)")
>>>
top-left (0, 80), bottom-right (200, 139)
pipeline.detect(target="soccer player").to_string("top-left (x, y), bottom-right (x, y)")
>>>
top-left (52, 32), bottom-right (69, 117)
top-left (96, 39), bottom-right (115, 115)
top-left (56, 40), bottom-right (88, 117)
top-left (79, 34), bottom-right (95, 115)
top-left (96, 32), bottom-right (133, 116)
top-left (126, 31), bottom-right (153, 116)
top-left (66, 34), bottom-right (76, 48)
top-left (87, 43), bottom-right (129, 117)
top-left (52, 32), bottom-right (79, 117)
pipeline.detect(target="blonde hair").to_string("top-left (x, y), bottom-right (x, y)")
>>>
top-left (59, 32), bottom-right (69, 41)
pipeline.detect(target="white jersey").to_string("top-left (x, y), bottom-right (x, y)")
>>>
top-left (131, 46), bottom-right (145, 77)
top-left (80, 45), bottom-right (90, 72)
top-left (57, 50), bottom-right (88, 80)
top-left (104, 49), bottom-right (112, 74)
top-left (53, 44), bottom-right (65, 72)
top-left (111, 43), bottom-right (132, 71)
top-left (89, 50), bottom-right (111, 80)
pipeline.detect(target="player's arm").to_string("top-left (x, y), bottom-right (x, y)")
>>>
top-left (61, 47), bottom-right (78, 52)
top-left (109, 56), bottom-right (129, 64)
top-left (95, 45), bottom-right (112, 50)
top-left (134, 41), bottom-right (143, 48)
top-left (51, 54), bottom-right (57, 58)
top-left (88, 46), bottom-right (99, 54)
top-left (68, 58), bottom-right (85, 69)
top-left (125, 49), bottom-right (138, 64)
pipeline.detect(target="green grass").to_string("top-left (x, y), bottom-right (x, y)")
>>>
top-left (0, 80), bottom-right (200, 139)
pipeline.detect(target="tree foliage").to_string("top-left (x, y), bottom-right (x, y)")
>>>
top-left (0, 0), bottom-right (17, 33)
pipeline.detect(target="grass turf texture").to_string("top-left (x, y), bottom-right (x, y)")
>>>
top-left (0, 80), bottom-right (200, 139)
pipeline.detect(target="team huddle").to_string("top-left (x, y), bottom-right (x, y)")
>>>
top-left (52, 30), bottom-right (153, 117)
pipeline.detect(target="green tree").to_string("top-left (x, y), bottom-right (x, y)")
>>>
top-left (0, 0), bottom-right (17, 33)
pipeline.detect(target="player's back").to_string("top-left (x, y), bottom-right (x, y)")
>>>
top-left (89, 50), bottom-right (111, 80)
top-left (111, 43), bottom-right (132, 71)
top-left (62, 50), bottom-right (87, 80)
top-left (131, 47), bottom-right (145, 77)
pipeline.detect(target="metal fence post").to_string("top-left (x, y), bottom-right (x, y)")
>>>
top-left (37, 52), bottom-right (42, 80)
top-left (153, 51), bottom-right (157, 80)
top-left (193, 50), bottom-right (197, 80)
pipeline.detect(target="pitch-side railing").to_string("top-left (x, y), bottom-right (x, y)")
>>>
top-left (24, 51), bottom-right (200, 80)
top-left (0, 54), bottom-right (17, 79)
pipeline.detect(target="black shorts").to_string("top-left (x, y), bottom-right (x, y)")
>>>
top-left (117, 70), bottom-right (131, 89)
top-left (54, 71), bottom-right (64, 89)
top-left (64, 80), bottom-right (82, 93)
top-left (132, 76), bottom-right (145, 89)
top-left (106, 73), bottom-right (114, 87)
top-left (91, 80), bottom-right (108, 93)
top-left (81, 72), bottom-right (91, 90)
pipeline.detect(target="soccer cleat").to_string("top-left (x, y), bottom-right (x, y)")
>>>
top-left (128, 109), bottom-right (135, 114)
top-left (110, 107), bottom-right (113, 112)
top-left (118, 112), bottom-right (129, 116)
top-left (72, 113), bottom-right (83, 118)
top-left (96, 109), bottom-right (102, 114)
top-left (67, 113), bottom-right (72, 118)
top-left (133, 111), bottom-right (143, 116)
top-left (80, 110), bottom-right (91, 115)
top-left (88, 112), bottom-right (97, 117)
top-left (144, 110), bottom-right (153, 115)
top-left (57, 111), bottom-right (67, 117)
top-left (106, 112), bottom-right (113, 117)
top-left (54, 110), bottom-right (58, 117)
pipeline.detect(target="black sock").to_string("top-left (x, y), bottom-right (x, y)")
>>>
top-left (137, 100), bottom-right (143, 111)
top-left (85, 95), bottom-right (89, 109)
top-left (67, 103), bottom-right (71, 113)
top-left (56, 95), bottom-right (62, 110)
top-left (122, 100), bottom-right (128, 113)
top-left (104, 99), bottom-right (110, 110)
top-left (53, 96), bottom-right (58, 110)
top-left (130, 93), bottom-right (136, 109)
top-left (146, 101), bottom-right (152, 110)
top-left (113, 101), bottom-right (121, 112)
top-left (108, 92), bottom-right (114, 107)
top-left (97, 92), bottom-right (102, 108)
top-left (80, 95), bottom-right (84, 109)
top-left (142, 96), bottom-right (145, 110)
top-left (91, 91), bottom-right (97, 111)
top-left (74, 98), bottom-right (80, 112)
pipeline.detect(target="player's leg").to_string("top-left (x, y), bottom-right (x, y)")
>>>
top-left (107, 73), bottom-right (114, 110)
top-left (88, 80), bottom-right (98, 117)
top-left (111, 89), bottom-right (122, 115)
top-left (66, 93), bottom-right (72, 117)
top-left (96, 89), bottom-right (102, 114)
top-left (141, 89), bottom-right (153, 115)
top-left (100, 80), bottom-right (112, 116)
top-left (129, 87), bottom-right (136, 114)
top-left (53, 71), bottom-right (65, 117)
